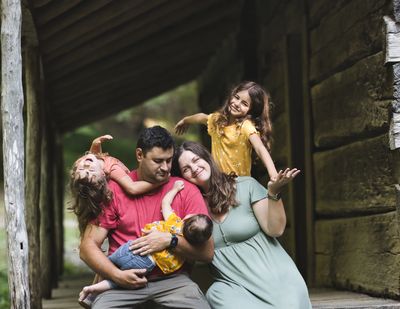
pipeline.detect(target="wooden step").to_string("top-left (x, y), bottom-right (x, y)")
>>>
top-left (43, 274), bottom-right (400, 308)
top-left (310, 288), bottom-right (400, 308)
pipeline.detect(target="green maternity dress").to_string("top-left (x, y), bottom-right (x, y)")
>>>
top-left (206, 177), bottom-right (311, 309)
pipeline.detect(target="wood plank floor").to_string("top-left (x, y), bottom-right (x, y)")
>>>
top-left (43, 274), bottom-right (400, 309)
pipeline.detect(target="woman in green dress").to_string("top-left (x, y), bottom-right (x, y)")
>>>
top-left (173, 141), bottom-right (311, 309)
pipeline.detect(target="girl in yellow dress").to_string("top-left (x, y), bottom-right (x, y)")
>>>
top-left (175, 81), bottom-right (278, 179)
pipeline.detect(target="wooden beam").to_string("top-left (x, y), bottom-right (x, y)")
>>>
top-left (54, 49), bottom-right (212, 115)
top-left (314, 135), bottom-right (395, 216)
top-left (45, 0), bottom-right (233, 78)
top-left (34, 0), bottom-right (83, 26)
top-left (44, 0), bottom-right (168, 60)
top-left (49, 8), bottom-right (237, 95)
top-left (39, 0), bottom-right (114, 40)
top-left (51, 21), bottom-right (232, 103)
top-left (31, 0), bottom-right (51, 9)
top-left (1, 0), bottom-right (31, 307)
top-left (57, 60), bottom-right (207, 132)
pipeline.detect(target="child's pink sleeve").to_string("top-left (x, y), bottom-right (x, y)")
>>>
top-left (103, 157), bottom-right (130, 181)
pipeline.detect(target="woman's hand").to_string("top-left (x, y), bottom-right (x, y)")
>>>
top-left (175, 118), bottom-right (189, 135)
top-left (267, 168), bottom-right (300, 195)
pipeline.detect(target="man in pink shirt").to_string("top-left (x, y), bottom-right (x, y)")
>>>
top-left (79, 126), bottom-right (213, 309)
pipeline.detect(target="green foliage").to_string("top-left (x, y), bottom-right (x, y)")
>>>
top-left (63, 81), bottom-right (202, 181)
top-left (0, 223), bottom-right (9, 309)
top-left (0, 271), bottom-right (9, 309)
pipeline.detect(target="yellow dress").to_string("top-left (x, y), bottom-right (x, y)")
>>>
top-left (143, 213), bottom-right (184, 274)
top-left (207, 112), bottom-right (258, 176)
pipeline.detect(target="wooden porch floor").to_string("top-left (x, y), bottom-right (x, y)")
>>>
top-left (43, 273), bottom-right (400, 309)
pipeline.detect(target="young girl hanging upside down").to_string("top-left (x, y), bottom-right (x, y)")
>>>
top-left (70, 134), bottom-right (161, 234)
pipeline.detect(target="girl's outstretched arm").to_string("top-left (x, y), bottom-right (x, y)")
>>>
top-left (249, 134), bottom-right (278, 179)
top-left (90, 135), bottom-right (113, 154)
top-left (174, 113), bottom-right (208, 135)
top-left (161, 180), bottom-right (184, 220)
top-left (115, 175), bottom-right (163, 195)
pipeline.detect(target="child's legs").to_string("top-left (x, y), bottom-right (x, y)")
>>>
top-left (84, 280), bottom-right (114, 295)
top-left (79, 280), bottom-right (115, 303)
top-left (108, 240), bottom-right (155, 272)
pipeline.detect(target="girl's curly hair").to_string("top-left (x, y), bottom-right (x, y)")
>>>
top-left (69, 156), bottom-right (113, 236)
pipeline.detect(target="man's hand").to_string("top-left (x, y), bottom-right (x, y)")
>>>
top-left (129, 230), bottom-right (171, 256)
top-left (113, 269), bottom-right (148, 289)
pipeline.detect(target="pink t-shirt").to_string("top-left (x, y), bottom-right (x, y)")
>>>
top-left (102, 156), bottom-right (130, 181)
top-left (97, 170), bottom-right (208, 255)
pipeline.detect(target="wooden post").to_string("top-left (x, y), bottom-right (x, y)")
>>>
top-left (1, 0), bottom-right (31, 308)
top-left (53, 133), bottom-right (64, 278)
top-left (24, 45), bottom-right (42, 308)
top-left (39, 115), bottom-right (55, 298)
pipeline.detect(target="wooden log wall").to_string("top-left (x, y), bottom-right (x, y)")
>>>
top-left (308, 0), bottom-right (397, 297)
top-left (198, 0), bottom-right (398, 297)
top-left (256, 0), bottom-right (397, 295)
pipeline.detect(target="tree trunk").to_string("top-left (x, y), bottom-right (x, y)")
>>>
top-left (24, 45), bottom-right (42, 308)
top-left (1, 0), bottom-right (31, 308)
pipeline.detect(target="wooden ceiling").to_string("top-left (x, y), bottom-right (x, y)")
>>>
top-left (27, 0), bottom-right (242, 132)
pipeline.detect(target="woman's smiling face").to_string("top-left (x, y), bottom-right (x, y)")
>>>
top-left (178, 150), bottom-right (211, 189)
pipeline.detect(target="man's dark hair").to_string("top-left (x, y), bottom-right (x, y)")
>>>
top-left (136, 125), bottom-right (175, 155)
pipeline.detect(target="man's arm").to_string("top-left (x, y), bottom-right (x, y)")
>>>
top-left (80, 224), bottom-right (148, 288)
top-left (130, 180), bottom-right (214, 262)
top-left (130, 229), bottom-right (214, 263)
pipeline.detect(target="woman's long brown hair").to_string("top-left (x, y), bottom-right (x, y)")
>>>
top-left (172, 141), bottom-right (237, 215)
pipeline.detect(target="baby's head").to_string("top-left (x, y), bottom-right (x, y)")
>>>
top-left (182, 214), bottom-right (213, 245)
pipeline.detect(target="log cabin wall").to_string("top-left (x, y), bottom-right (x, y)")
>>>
top-left (308, 0), bottom-right (398, 297)
top-left (198, 0), bottom-right (399, 297)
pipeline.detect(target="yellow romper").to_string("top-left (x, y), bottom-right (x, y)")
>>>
top-left (143, 213), bottom-right (184, 274)
top-left (207, 112), bottom-right (258, 176)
